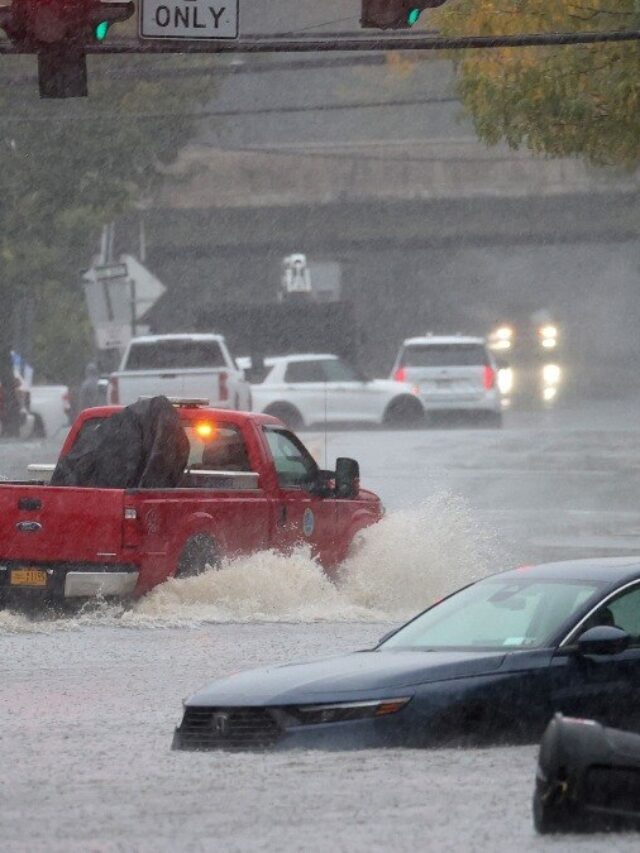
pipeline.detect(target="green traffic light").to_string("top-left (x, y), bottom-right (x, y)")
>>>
top-left (94, 20), bottom-right (109, 41)
top-left (407, 8), bottom-right (422, 26)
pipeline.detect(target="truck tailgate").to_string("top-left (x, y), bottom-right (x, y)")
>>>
top-left (0, 485), bottom-right (125, 563)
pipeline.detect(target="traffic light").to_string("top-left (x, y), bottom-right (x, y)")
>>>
top-left (0, 0), bottom-right (134, 97)
top-left (361, 0), bottom-right (448, 30)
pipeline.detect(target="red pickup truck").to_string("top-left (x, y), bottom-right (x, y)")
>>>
top-left (0, 401), bottom-right (382, 603)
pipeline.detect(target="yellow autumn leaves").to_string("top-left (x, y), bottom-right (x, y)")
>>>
top-left (430, 0), bottom-right (640, 165)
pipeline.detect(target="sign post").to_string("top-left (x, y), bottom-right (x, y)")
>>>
top-left (82, 264), bottom-right (133, 352)
top-left (82, 256), bottom-right (167, 352)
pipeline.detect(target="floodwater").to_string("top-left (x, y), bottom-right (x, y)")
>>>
top-left (1, 397), bottom-right (640, 850)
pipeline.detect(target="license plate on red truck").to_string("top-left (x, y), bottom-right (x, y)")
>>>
top-left (10, 568), bottom-right (48, 587)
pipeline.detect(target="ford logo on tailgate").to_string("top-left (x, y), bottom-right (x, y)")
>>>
top-left (16, 521), bottom-right (42, 533)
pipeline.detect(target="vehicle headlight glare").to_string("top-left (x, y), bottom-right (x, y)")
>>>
top-left (498, 367), bottom-right (514, 395)
top-left (489, 326), bottom-right (513, 351)
top-left (542, 324), bottom-right (557, 337)
top-left (494, 326), bottom-right (513, 341)
top-left (542, 364), bottom-right (561, 386)
top-left (491, 339), bottom-right (512, 351)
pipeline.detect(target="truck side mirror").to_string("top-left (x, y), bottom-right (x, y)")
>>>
top-left (335, 457), bottom-right (359, 499)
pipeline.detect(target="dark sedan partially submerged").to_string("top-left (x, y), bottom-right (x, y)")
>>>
top-left (173, 557), bottom-right (640, 750)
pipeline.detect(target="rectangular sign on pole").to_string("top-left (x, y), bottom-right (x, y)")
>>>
top-left (93, 263), bottom-right (129, 281)
top-left (140, 0), bottom-right (239, 40)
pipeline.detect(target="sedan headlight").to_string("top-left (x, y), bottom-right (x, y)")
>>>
top-left (293, 697), bottom-right (411, 725)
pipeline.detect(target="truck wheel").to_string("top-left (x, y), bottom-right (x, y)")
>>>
top-left (383, 396), bottom-right (424, 428)
top-left (264, 403), bottom-right (304, 430)
top-left (176, 534), bottom-right (220, 579)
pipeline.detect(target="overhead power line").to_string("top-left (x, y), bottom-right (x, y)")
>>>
top-left (0, 94), bottom-right (459, 123)
top-left (1, 29), bottom-right (640, 55)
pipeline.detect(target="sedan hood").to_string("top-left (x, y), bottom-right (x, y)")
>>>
top-left (187, 649), bottom-right (507, 707)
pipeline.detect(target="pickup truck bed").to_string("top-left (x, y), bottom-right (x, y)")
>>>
top-left (0, 401), bottom-right (382, 603)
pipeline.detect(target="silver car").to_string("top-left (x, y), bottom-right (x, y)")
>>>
top-left (391, 335), bottom-right (503, 427)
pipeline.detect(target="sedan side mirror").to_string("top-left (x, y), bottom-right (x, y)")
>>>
top-left (335, 457), bottom-right (360, 499)
top-left (577, 625), bottom-right (630, 656)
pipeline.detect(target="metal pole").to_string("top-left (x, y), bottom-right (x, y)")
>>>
top-left (139, 218), bottom-right (146, 264)
top-left (1, 29), bottom-right (640, 55)
top-left (72, 29), bottom-right (640, 53)
top-left (130, 276), bottom-right (137, 339)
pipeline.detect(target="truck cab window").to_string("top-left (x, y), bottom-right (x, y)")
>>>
top-left (184, 423), bottom-right (250, 472)
top-left (126, 340), bottom-right (226, 370)
top-left (263, 428), bottom-right (317, 488)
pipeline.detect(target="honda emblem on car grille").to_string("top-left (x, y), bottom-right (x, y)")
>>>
top-left (15, 521), bottom-right (42, 533)
top-left (211, 712), bottom-right (230, 737)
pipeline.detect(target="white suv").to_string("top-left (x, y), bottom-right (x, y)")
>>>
top-left (109, 334), bottom-right (251, 410)
top-left (239, 353), bottom-right (424, 429)
top-left (391, 336), bottom-right (502, 427)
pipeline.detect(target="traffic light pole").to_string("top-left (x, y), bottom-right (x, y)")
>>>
top-left (2, 28), bottom-right (640, 55)
top-left (38, 43), bottom-right (87, 97)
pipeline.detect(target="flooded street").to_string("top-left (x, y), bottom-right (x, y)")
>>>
top-left (2, 397), bottom-right (640, 850)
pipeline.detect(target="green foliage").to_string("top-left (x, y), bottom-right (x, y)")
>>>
top-left (433, 0), bottom-right (640, 166)
top-left (0, 54), bottom-right (219, 380)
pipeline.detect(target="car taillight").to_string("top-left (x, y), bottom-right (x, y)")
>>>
top-left (483, 366), bottom-right (496, 390)
top-left (394, 367), bottom-right (407, 382)
top-left (108, 376), bottom-right (119, 404)
top-left (219, 372), bottom-right (229, 402)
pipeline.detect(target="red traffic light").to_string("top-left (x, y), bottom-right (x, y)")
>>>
top-left (361, 0), bottom-right (447, 30)
top-left (0, 0), bottom-right (133, 45)
top-left (0, 0), bottom-right (133, 97)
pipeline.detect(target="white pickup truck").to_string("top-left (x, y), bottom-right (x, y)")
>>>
top-left (107, 334), bottom-right (251, 410)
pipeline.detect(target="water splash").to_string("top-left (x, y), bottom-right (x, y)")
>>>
top-left (0, 494), bottom-right (500, 633)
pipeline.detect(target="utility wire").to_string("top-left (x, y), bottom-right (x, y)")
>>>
top-left (0, 94), bottom-right (459, 123)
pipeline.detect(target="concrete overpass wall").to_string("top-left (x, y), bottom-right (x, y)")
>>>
top-left (140, 191), bottom-right (640, 387)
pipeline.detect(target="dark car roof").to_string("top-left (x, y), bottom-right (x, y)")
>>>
top-left (494, 556), bottom-right (640, 585)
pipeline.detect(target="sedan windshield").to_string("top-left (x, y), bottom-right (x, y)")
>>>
top-left (381, 577), bottom-right (604, 651)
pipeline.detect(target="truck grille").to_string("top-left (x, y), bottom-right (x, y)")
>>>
top-left (177, 707), bottom-right (282, 750)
